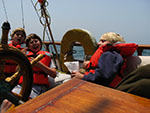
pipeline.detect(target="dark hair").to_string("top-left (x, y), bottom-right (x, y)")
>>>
top-left (26, 33), bottom-right (42, 49)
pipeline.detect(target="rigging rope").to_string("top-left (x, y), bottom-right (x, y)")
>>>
top-left (2, 0), bottom-right (9, 21)
top-left (30, 0), bottom-right (61, 70)
top-left (2, 0), bottom-right (25, 29)
top-left (30, 0), bottom-right (51, 43)
top-left (30, 0), bottom-right (41, 20)
top-left (21, 0), bottom-right (25, 29)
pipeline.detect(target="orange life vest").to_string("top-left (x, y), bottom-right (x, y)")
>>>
top-left (19, 50), bottom-right (51, 86)
top-left (8, 41), bottom-right (26, 50)
top-left (85, 43), bottom-right (138, 87)
top-left (4, 41), bottom-right (26, 75)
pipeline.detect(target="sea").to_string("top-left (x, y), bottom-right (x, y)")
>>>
top-left (48, 45), bottom-right (150, 61)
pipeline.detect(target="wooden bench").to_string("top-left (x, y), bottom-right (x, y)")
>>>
top-left (7, 78), bottom-right (150, 113)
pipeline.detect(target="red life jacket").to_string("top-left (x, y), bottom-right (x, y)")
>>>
top-left (4, 41), bottom-right (26, 75)
top-left (84, 43), bottom-right (138, 87)
top-left (8, 41), bottom-right (26, 50)
top-left (19, 50), bottom-right (51, 86)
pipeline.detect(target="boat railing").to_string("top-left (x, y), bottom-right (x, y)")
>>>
top-left (136, 44), bottom-right (150, 56)
top-left (43, 41), bottom-right (150, 56)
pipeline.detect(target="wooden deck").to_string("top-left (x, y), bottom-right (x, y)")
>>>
top-left (8, 78), bottom-right (150, 113)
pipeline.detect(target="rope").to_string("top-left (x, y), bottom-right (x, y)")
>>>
top-left (21, 0), bottom-right (25, 29)
top-left (30, 0), bottom-right (51, 27)
top-left (30, 0), bottom-right (53, 48)
top-left (30, 0), bottom-right (51, 41)
top-left (2, 0), bottom-right (25, 28)
top-left (30, 0), bottom-right (41, 20)
top-left (2, 0), bottom-right (9, 21)
top-left (30, 0), bottom-right (61, 70)
top-left (30, 0), bottom-right (53, 50)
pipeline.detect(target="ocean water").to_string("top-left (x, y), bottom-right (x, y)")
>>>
top-left (47, 45), bottom-right (150, 61)
top-left (47, 45), bottom-right (85, 60)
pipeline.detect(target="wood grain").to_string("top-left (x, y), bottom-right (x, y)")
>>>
top-left (7, 78), bottom-right (150, 113)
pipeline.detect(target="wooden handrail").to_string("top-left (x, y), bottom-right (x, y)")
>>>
top-left (137, 44), bottom-right (150, 55)
top-left (43, 41), bottom-right (150, 56)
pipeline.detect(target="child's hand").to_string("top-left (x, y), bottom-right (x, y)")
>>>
top-left (71, 71), bottom-right (84, 79)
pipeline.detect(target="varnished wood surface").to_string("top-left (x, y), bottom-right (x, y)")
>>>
top-left (8, 78), bottom-right (150, 113)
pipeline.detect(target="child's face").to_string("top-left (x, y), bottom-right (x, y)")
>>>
top-left (12, 31), bottom-right (25, 46)
top-left (28, 38), bottom-right (41, 53)
top-left (98, 39), bottom-right (112, 47)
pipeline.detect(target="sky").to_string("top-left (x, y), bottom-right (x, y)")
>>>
top-left (0, 0), bottom-right (150, 44)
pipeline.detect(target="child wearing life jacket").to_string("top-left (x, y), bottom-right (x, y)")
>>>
top-left (71, 32), bottom-right (137, 87)
top-left (4, 28), bottom-right (26, 77)
top-left (0, 33), bottom-right (57, 113)
top-left (18, 33), bottom-right (57, 97)
top-left (8, 27), bottom-right (26, 49)
top-left (1, 28), bottom-right (27, 113)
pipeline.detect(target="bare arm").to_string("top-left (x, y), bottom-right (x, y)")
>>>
top-left (34, 61), bottom-right (56, 78)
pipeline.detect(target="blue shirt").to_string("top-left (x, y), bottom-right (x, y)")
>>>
top-left (83, 51), bottom-right (124, 86)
